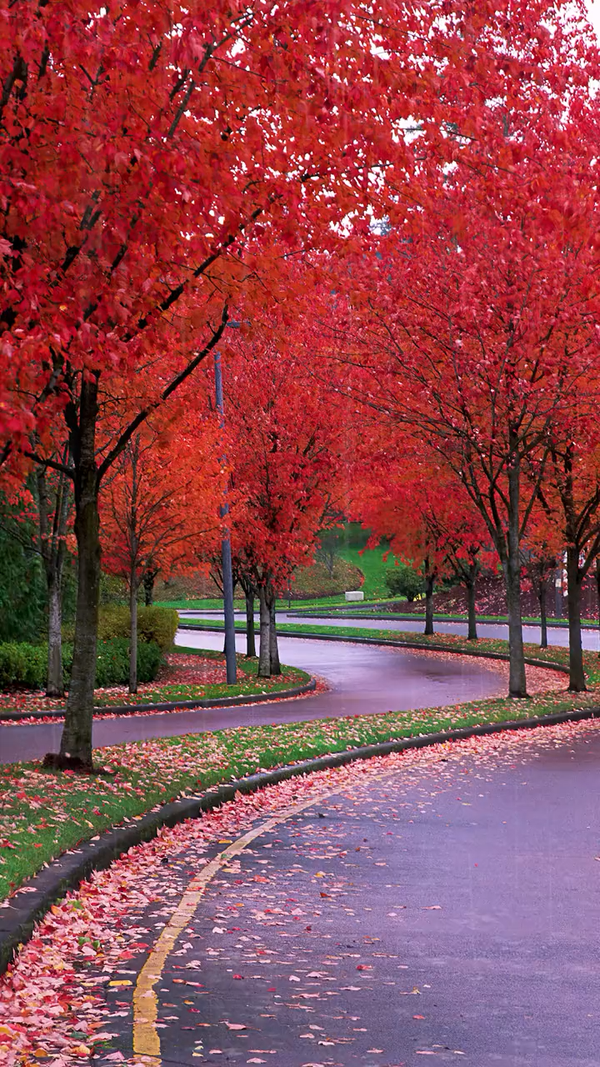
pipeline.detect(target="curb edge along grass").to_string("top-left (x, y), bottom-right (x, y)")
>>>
top-left (0, 678), bottom-right (317, 722)
top-left (2, 703), bottom-right (599, 976)
top-left (178, 622), bottom-right (571, 675)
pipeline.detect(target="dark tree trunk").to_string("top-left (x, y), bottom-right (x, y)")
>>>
top-left (466, 578), bottom-right (478, 641)
top-left (257, 585), bottom-right (271, 678)
top-left (424, 561), bottom-right (435, 636)
top-left (245, 590), bottom-right (256, 658)
top-left (46, 375), bottom-right (101, 770)
top-left (269, 596), bottom-right (281, 676)
top-left (143, 567), bottom-right (157, 606)
top-left (129, 570), bottom-right (138, 694)
top-left (503, 458), bottom-right (527, 698)
top-left (596, 557), bottom-right (600, 654)
top-left (539, 580), bottom-right (548, 649)
top-left (566, 544), bottom-right (586, 691)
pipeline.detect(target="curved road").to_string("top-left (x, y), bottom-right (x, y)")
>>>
top-left (181, 608), bottom-right (600, 650)
top-left (0, 629), bottom-right (505, 764)
top-left (62, 716), bottom-right (600, 1067)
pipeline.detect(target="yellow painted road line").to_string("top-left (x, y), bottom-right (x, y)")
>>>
top-left (132, 793), bottom-right (328, 1061)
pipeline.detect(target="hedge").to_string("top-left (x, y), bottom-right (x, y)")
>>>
top-left (97, 604), bottom-right (178, 651)
top-left (0, 638), bottom-right (163, 691)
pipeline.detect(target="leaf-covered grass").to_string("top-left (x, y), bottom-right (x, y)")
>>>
top-left (1, 659), bottom-right (599, 898)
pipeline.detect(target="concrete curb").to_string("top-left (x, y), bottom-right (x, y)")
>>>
top-left (178, 623), bottom-right (571, 675)
top-left (0, 678), bottom-right (316, 723)
top-left (1, 701), bottom-right (599, 975)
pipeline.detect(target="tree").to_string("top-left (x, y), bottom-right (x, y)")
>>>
top-left (2, 0), bottom-right (458, 767)
top-left (101, 413), bottom-right (220, 691)
top-left (329, 65), bottom-right (600, 694)
top-left (353, 439), bottom-right (493, 639)
top-left (219, 319), bottom-right (350, 676)
top-left (3, 0), bottom-right (597, 759)
top-left (34, 461), bottom-right (72, 695)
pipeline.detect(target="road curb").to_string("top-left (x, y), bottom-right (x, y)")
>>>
top-left (1, 701), bottom-right (599, 975)
top-left (178, 623), bottom-right (571, 675)
top-left (0, 678), bottom-right (316, 722)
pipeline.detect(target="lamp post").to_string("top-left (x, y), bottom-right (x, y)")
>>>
top-left (214, 328), bottom-right (239, 684)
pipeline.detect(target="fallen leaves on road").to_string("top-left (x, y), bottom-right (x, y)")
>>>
top-left (2, 716), bottom-right (600, 1064)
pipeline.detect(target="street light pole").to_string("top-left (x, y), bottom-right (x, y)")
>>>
top-left (214, 348), bottom-right (237, 685)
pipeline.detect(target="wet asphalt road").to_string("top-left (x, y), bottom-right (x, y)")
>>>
top-left (95, 719), bottom-right (600, 1066)
top-left (180, 610), bottom-right (600, 652)
top-left (0, 630), bottom-right (504, 764)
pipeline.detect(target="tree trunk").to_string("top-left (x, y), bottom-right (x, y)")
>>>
top-left (46, 375), bottom-right (101, 770)
top-left (257, 585), bottom-right (271, 678)
top-left (245, 590), bottom-right (256, 658)
top-left (46, 571), bottom-right (64, 697)
top-left (424, 561), bottom-right (434, 636)
top-left (143, 567), bottom-right (157, 606)
top-left (595, 557), bottom-right (600, 655)
top-left (36, 463), bottom-right (70, 697)
top-left (269, 596), bottom-right (281, 676)
top-left (129, 570), bottom-right (138, 694)
top-left (466, 578), bottom-right (478, 641)
top-left (566, 544), bottom-right (586, 691)
top-left (503, 457), bottom-right (527, 698)
top-left (539, 580), bottom-right (548, 649)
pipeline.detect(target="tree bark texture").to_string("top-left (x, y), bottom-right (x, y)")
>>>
top-left (143, 567), bottom-right (157, 606)
top-left (36, 464), bottom-right (70, 697)
top-left (539, 581), bottom-right (548, 649)
top-left (53, 375), bottom-right (101, 769)
top-left (129, 569), bottom-right (138, 694)
top-left (424, 561), bottom-right (435, 636)
top-left (466, 578), bottom-right (478, 641)
top-left (566, 545), bottom-right (586, 691)
top-left (257, 585), bottom-right (271, 677)
top-left (47, 573), bottom-right (64, 696)
top-left (245, 590), bottom-right (256, 657)
top-left (269, 597), bottom-right (281, 676)
top-left (503, 455), bottom-right (527, 697)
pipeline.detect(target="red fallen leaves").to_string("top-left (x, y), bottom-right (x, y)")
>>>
top-left (2, 717), bottom-right (600, 1063)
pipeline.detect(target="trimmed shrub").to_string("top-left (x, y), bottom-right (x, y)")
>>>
top-left (137, 605), bottom-right (178, 651)
top-left (0, 643), bottom-right (47, 689)
top-left (385, 564), bottom-right (424, 602)
top-left (0, 638), bottom-right (163, 691)
top-left (98, 604), bottom-right (177, 651)
top-left (137, 639), bottom-right (163, 682)
top-left (97, 604), bottom-right (130, 642)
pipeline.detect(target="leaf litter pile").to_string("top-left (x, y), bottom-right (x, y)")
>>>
top-left (2, 715), bottom-right (600, 1066)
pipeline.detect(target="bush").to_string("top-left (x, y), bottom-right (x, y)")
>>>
top-left (137, 605), bottom-right (178, 651)
top-left (0, 638), bottom-right (163, 691)
top-left (98, 604), bottom-right (177, 651)
top-left (0, 643), bottom-right (47, 689)
top-left (385, 564), bottom-right (424, 602)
